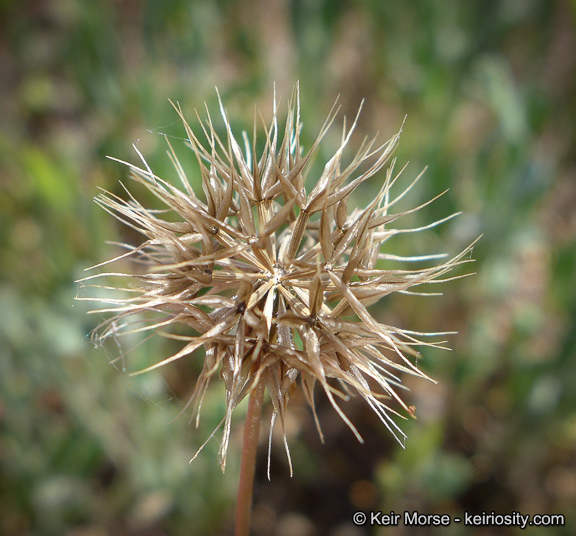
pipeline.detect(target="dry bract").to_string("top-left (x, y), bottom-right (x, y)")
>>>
top-left (78, 85), bottom-right (475, 472)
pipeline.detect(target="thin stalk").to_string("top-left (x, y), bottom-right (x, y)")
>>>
top-left (235, 378), bottom-right (265, 536)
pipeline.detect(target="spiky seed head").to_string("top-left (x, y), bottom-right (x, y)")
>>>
top-left (78, 84), bottom-right (475, 473)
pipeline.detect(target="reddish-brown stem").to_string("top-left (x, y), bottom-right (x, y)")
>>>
top-left (235, 379), bottom-right (265, 536)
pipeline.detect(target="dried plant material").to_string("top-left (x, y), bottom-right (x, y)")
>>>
top-left (78, 84), bottom-right (476, 473)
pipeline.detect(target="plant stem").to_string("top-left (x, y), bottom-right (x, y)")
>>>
top-left (235, 379), bottom-right (265, 536)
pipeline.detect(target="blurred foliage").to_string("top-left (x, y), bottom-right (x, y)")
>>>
top-left (1, 0), bottom-right (575, 535)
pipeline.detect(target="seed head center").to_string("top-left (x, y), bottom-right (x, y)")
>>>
top-left (270, 264), bottom-right (286, 285)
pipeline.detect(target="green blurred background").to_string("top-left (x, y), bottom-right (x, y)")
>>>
top-left (1, 1), bottom-right (575, 535)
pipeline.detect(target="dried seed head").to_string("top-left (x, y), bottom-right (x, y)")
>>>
top-left (78, 84), bottom-right (476, 472)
